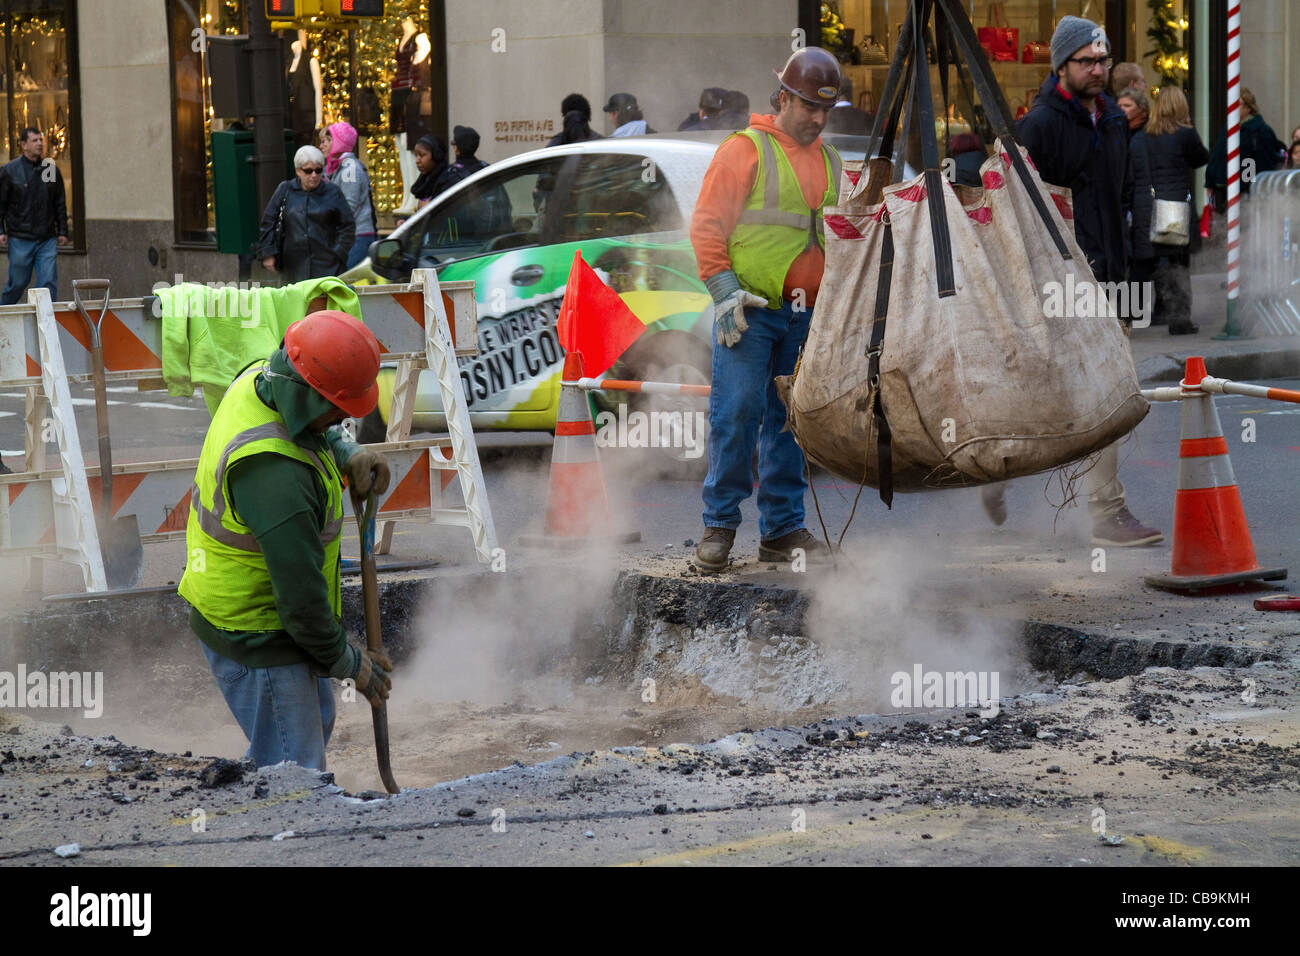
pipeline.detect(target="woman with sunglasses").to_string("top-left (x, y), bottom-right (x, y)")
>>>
top-left (257, 145), bottom-right (355, 282)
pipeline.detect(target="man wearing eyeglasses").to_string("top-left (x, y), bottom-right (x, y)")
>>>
top-left (257, 145), bottom-right (355, 283)
top-left (983, 16), bottom-right (1164, 548)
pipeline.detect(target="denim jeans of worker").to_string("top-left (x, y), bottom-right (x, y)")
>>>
top-left (1, 236), bottom-right (57, 304)
top-left (346, 233), bottom-right (376, 270)
top-left (200, 642), bottom-right (336, 771)
top-left (702, 297), bottom-right (812, 539)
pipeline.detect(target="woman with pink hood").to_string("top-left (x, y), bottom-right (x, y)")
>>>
top-left (321, 121), bottom-right (376, 269)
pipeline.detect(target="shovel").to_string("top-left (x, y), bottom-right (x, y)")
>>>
top-left (350, 485), bottom-right (399, 794)
top-left (73, 279), bottom-right (143, 589)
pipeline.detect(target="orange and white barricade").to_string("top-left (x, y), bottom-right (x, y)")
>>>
top-left (0, 270), bottom-right (495, 592)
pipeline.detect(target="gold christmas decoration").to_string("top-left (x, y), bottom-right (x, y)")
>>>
top-left (304, 0), bottom-right (430, 214)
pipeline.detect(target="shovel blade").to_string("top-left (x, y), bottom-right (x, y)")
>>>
top-left (99, 514), bottom-right (144, 590)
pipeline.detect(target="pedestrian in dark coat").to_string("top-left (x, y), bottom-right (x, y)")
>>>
top-left (984, 15), bottom-right (1163, 550)
top-left (547, 93), bottom-right (602, 147)
top-left (1118, 88), bottom-right (1155, 292)
top-left (258, 146), bottom-right (355, 282)
top-left (1143, 86), bottom-right (1208, 334)
top-left (1018, 71), bottom-right (1134, 282)
top-left (1205, 87), bottom-right (1286, 203)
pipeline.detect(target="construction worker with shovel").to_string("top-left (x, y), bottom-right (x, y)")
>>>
top-left (178, 311), bottom-right (393, 771)
top-left (690, 47), bottom-right (842, 571)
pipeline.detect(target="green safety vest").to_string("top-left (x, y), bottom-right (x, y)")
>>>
top-left (178, 366), bottom-right (344, 632)
top-left (728, 128), bottom-right (841, 307)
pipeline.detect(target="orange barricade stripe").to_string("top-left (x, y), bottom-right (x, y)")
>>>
top-left (380, 450), bottom-right (431, 512)
top-left (157, 487), bottom-right (192, 534)
top-left (88, 471), bottom-right (147, 514)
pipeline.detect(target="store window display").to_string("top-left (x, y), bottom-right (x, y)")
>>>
top-left (170, 1), bottom-right (445, 234)
top-left (819, 0), bottom-right (1144, 161)
top-left (391, 15), bottom-right (432, 216)
top-left (288, 29), bottom-right (322, 150)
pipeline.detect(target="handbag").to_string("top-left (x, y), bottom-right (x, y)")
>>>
top-left (1021, 40), bottom-right (1050, 64)
top-left (270, 184), bottom-right (289, 270)
top-left (1199, 193), bottom-right (1214, 239)
top-left (1150, 195), bottom-right (1191, 246)
top-left (977, 3), bottom-right (1019, 62)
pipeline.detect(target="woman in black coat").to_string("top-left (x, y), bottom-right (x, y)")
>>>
top-left (1143, 87), bottom-right (1208, 334)
top-left (1118, 89), bottom-right (1156, 295)
top-left (258, 145), bottom-right (355, 282)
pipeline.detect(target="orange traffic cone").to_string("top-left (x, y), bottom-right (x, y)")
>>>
top-left (519, 351), bottom-right (640, 547)
top-left (1145, 357), bottom-right (1286, 592)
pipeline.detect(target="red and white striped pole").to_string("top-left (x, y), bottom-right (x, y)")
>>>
top-left (1219, 0), bottom-right (1245, 338)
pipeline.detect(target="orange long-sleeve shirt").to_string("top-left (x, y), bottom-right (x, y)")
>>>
top-left (690, 113), bottom-right (832, 306)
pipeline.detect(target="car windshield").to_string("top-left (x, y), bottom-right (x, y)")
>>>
top-left (554, 153), bottom-right (682, 242)
top-left (404, 159), bottom-right (565, 267)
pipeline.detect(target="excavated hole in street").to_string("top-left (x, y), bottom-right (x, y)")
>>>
top-left (6, 567), bottom-right (1276, 795)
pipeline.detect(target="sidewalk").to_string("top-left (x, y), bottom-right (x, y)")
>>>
top-left (1129, 271), bottom-right (1300, 384)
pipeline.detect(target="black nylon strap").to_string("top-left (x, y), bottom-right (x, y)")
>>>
top-left (936, 0), bottom-right (1072, 261)
top-left (866, 1), bottom-right (917, 164)
top-left (893, 67), bottom-right (917, 183)
top-left (911, 0), bottom-right (956, 298)
top-left (868, 222), bottom-right (896, 509)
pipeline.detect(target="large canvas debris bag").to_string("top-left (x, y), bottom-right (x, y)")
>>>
top-left (780, 142), bottom-right (1147, 493)
top-left (777, 0), bottom-right (1146, 502)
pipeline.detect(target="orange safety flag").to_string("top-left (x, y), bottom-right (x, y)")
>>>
top-left (556, 250), bottom-right (646, 377)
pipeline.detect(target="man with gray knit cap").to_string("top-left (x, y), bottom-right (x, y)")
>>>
top-left (981, 15), bottom-right (1163, 548)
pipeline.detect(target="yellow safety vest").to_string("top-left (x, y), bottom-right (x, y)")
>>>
top-left (178, 366), bottom-right (344, 631)
top-left (727, 128), bottom-right (841, 307)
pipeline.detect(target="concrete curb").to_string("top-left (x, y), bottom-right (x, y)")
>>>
top-left (1137, 343), bottom-right (1300, 385)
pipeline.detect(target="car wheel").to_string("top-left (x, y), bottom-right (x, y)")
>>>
top-left (618, 330), bottom-right (711, 481)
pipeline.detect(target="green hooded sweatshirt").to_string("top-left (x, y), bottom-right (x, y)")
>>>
top-left (189, 347), bottom-right (363, 672)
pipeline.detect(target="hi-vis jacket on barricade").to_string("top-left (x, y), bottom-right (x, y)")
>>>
top-left (179, 363), bottom-right (344, 635)
top-left (690, 114), bottom-right (841, 307)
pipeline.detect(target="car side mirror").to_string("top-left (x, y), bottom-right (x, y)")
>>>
top-left (369, 238), bottom-right (406, 278)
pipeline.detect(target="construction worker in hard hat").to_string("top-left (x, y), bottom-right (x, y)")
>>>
top-left (690, 46), bottom-right (843, 571)
top-left (179, 310), bottom-right (393, 771)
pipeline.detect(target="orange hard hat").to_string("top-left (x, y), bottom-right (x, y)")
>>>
top-left (283, 310), bottom-right (381, 418)
top-left (771, 46), bottom-right (843, 109)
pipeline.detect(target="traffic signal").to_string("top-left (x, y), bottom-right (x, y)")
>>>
top-left (265, 0), bottom-right (302, 16)
top-left (331, 0), bottom-right (384, 15)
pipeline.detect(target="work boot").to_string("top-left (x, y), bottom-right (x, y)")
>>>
top-left (695, 527), bottom-right (735, 571)
top-left (1092, 507), bottom-right (1164, 547)
top-left (758, 528), bottom-right (825, 563)
top-left (980, 483), bottom-right (1007, 526)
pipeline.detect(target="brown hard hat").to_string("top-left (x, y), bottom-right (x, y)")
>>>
top-left (772, 47), bottom-right (843, 108)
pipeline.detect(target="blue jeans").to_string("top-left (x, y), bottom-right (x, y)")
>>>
top-left (200, 642), bottom-right (336, 771)
top-left (346, 234), bottom-right (376, 270)
top-left (1, 236), bottom-right (57, 304)
top-left (702, 297), bottom-right (812, 539)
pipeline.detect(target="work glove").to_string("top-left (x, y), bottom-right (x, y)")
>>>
top-left (355, 647), bottom-right (393, 708)
top-left (706, 270), bottom-right (767, 348)
top-left (342, 445), bottom-right (390, 498)
top-left (328, 645), bottom-right (393, 708)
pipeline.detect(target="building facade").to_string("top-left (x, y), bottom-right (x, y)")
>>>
top-left (2, 0), bottom-right (1295, 298)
